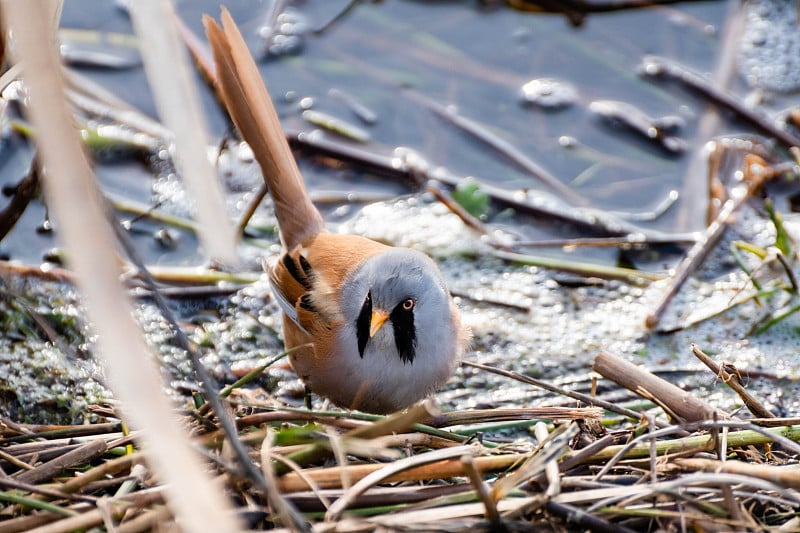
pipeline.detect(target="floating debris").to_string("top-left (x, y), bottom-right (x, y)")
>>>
top-left (589, 99), bottom-right (686, 154)
top-left (79, 122), bottom-right (160, 160)
top-left (153, 227), bottom-right (180, 250)
top-left (329, 87), bottom-right (378, 124)
top-left (36, 220), bottom-right (54, 234)
top-left (520, 78), bottom-right (579, 109)
top-left (301, 109), bottom-right (371, 143)
top-left (257, 1), bottom-right (308, 59)
top-left (42, 247), bottom-right (64, 264)
top-left (298, 96), bottom-right (314, 110)
top-left (738, 0), bottom-right (800, 93)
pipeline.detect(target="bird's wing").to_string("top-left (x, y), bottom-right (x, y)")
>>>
top-left (266, 248), bottom-right (314, 335)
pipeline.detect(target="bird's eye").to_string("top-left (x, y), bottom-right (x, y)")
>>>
top-left (402, 298), bottom-right (414, 310)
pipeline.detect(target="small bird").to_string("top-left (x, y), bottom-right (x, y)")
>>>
top-left (205, 10), bottom-right (467, 414)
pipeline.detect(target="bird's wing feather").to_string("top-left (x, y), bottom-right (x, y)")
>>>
top-left (266, 270), bottom-right (309, 335)
top-left (267, 248), bottom-right (314, 334)
top-left (267, 234), bottom-right (389, 333)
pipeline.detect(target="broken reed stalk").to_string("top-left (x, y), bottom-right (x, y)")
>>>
top-left (690, 344), bottom-right (774, 419)
top-left (645, 185), bottom-right (754, 329)
top-left (15, 440), bottom-right (108, 485)
top-left (646, 152), bottom-right (777, 329)
top-left (427, 407), bottom-right (603, 427)
top-left (461, 454), bottom-right (501, 525)
top-left (592, 351), bottom-right (728, 422)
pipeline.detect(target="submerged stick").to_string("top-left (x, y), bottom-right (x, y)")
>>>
top-left (411, 91), bottom-right (589, 206)
top-left (285, 129), bottom-right (679, 240)
top-left (642, 55), bottom-right (800, 151)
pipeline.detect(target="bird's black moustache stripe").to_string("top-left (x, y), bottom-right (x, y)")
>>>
top-left (354, 292), bottom-right (416, 364)
top-left (355, 292), bottom-right (371, 358)
top-left (390, 302), bottom-right (416, 364)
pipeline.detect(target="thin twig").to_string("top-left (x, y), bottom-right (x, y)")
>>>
top-left (462, 360), bottom-right (660, 424)
top-left (691, 344), bottom-right (774, 419)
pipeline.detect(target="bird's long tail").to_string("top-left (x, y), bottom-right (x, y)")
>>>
top-left (204, 8), bottom-right (324, 250)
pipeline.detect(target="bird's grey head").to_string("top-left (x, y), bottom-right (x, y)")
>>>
top-left (340, 248), bottom-right (454, 364)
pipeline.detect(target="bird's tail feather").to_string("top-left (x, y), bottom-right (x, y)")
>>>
top-left (204, 9), bottom-right (324, 249)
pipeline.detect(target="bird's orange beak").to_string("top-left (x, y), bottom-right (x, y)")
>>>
top-left (369, 309), bottom-right (389, 337)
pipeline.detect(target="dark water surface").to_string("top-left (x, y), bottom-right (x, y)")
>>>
top-left (2, 0), bottom-right (749, 267)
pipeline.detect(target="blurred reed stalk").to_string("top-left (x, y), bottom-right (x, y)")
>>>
top-left (0, 0), bottom-right (241, 531)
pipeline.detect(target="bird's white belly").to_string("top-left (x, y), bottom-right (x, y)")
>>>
top-left (310, 329), bottom-right (455, 414)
